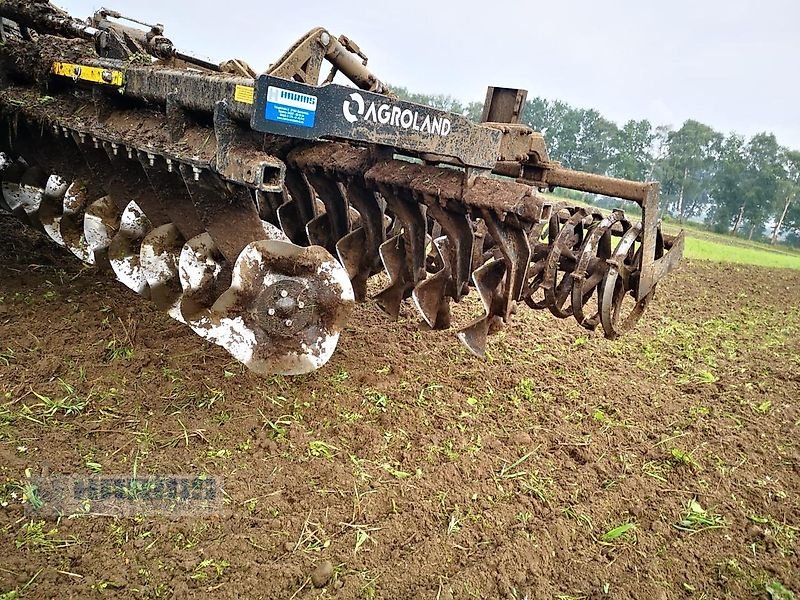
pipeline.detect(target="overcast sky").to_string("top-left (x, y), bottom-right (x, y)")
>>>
top-left (55, 0), bottom-right (800, 149)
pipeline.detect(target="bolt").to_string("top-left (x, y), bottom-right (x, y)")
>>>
top-left (92, 137), bottom-right (100, 149)
top-left (267, 308), bottom-right (275, 316)
top-left (110, 143), bottom-right (119, 156)
top-left (147, 153), bottom-right (155, 167)
top-left (280, 289), bottom-right (288, 298)
top-left (320, 32), bottom-right (331, 46)
top-left (166, 158), bottom-right (173, 173)
top-left (297, 301), bottom-right (305, 309)
top-left (127, 148), bottom-right (134, 160)
top-left (284, 319), bottom-right (293, 327)
top-left (192, 166), bottom-right (201, 181)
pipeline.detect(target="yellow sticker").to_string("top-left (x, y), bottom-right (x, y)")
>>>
top-left (234, 84), bottom-right (255, 105)
top-left (52, 62), bottom-right (124, 87)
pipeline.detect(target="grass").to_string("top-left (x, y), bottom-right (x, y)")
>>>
top-left (682, 237), bottom-right (800, 270)
top-left (549, 192), bottom-right (800, 270)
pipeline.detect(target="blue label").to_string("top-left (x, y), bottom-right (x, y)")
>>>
top-left (265, 85), bottom-right (317, 128)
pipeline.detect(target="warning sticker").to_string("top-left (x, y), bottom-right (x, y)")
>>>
top-left (234, 85), bottom-right (255, 105)
top-left (265, 86), bottom-right (317, 128)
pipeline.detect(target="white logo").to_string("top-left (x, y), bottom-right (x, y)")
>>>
top-left (341, 92), bottom-right (451, 136)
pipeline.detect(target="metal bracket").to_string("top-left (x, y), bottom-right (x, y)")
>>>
top-left (213, 100), bottom-right (284, 192)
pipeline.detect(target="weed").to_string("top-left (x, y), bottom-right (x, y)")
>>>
top-left (498, 450), bottom-right (536, 480)
top-left (753, 400), bottom-right (773, 415)
top-left (190, 558), bottom-right (229, 581)
top-left (418, 382), bottom-right (442, 404)
top-left (642, 460), bottom-right (672, 483)
top-left (380, 463), bottom-right (414, 479)
top-left (512, 378), bottom-right (536, 403)
top-left (670, 447), bottom-right (700, 469)
top-left (765, 580), bottom-right (796, 600)
top-left (104, 339), bottom-right (133, 361)
top-left (0, 348), bottom-right (14, 366)
top-left (674, 499), bottom-right (725, 534)
top-left (748, 515), bottom-right (798, 555)
top-left (308, 440), bottom-right (337, 459)
top-left (15, 520), bottom-right (79, 551)
top-left (30, 380), bottom-right (89, 417)
top-left (294, 517), bottom-right (331, 553)
top-left (447, 506), bottom-right (462, 535)
top-left (599, 522), bottom-right (636, 545)
top-left (198, 386), bottom-right (224, 409)
top-left (331, 367), bottom-right (350, 383)
top-left (21, 481), bottom-right (44, 510)
top-left (364, 389), bottom-right (389, 412)
top-left (108, 522), bottom-right (128, 546)
top-left (354, 528), bottom-right (371, 554)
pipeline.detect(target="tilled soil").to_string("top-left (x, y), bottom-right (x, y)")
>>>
top-left (0, 213), bottom-right (798, 599)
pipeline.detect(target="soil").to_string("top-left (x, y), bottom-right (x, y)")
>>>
top-left (0, 212), bottom-right (798, 599)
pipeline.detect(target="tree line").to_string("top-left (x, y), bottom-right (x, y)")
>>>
top-left (391, 86), bottom-right (800, 247)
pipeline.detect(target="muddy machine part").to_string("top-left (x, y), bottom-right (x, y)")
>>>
top-left (0, 1), bottom-right (684, 375)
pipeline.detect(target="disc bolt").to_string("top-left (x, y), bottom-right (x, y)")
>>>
top-left (297, 301), bottom-right (305, 309)
top-left (127, 147), bottom-right (134, 160)
top-left (280, 290), bottom-right (288, 298)
top-left (192, 166), bottom-right (201, 181)
top-left (147, 153), bottom-right (155, 167)
top-left (268, 308), bottom-right (276, 316)
top-left (166, 158), bottom-right (173, 173)
top-left (92, 137), bottom-right (100, 149)
top-left (111, 143), bottom-right (119, 155)
top-left (284, 319), bottom-right (293, 327)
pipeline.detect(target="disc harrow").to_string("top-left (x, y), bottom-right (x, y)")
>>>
top-left (0, 1), bottom-right (684, 375)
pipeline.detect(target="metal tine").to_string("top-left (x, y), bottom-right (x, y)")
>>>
top-left (542, 207), bottom-right (590, 318)
top-left (599, 221), bottom-right (654, 339)
top-left (178, 163), bottom-right (264, 265)
top-left (255, 188), bottom-right (286, 228)
top-left (455, 259), bottom-right (507, 358)
top-left (277, 199), bottom-right (310, 246)
top-left (410, 194), bottom-right (474, 329)
top-left (336, 178), bottom-right (386, 301)
top-left (423, 195), bottom-right (474, 300)
top-left (138, 154), bottom-right (205, 241)
top-left (372, 182), bottom-right (427, 319)
top-left (280, 168), bottom-right (316, 245)
top-left (303, 169), bottom-right (351, 255)
top-left (412, 235), bottom-right (452, 329)
top-left (571, 210), bottom-right (622, 330)
top-left (480, 208), bottom-right (531, 322)
top-left (523, 203), bottom-right (568, 310)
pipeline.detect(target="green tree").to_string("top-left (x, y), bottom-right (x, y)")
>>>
top-left (771, 150), bottom-right (800, 243)
top-left (661, 120), bottom-right (722, 223)
top-left (708, 134), bottom-right (747, 233)
top-left (741, 133), bottom-right (784, 240)
top-left (610, 119), bottom-right (655, 181)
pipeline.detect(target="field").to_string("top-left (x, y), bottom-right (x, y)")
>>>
top-left (1, 214), bottom-right (799, 600)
